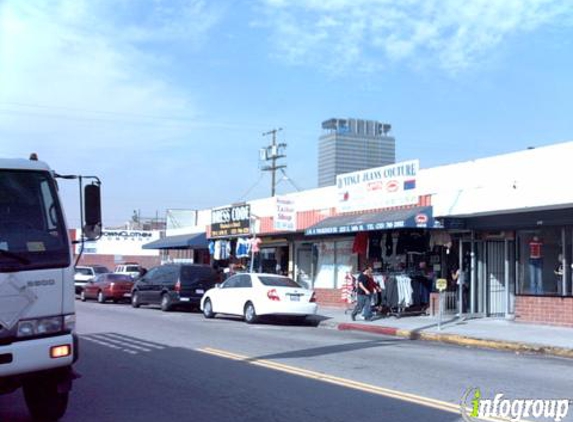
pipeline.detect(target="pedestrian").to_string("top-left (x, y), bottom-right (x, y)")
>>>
top-left (224, 263), bottom-right (237, 280)
top-left (350, 266), bottom-right (379, 321)
top-left (450, 265), bottom-right (468, 313)
top-left (554, 254), bottom-right (564, 295)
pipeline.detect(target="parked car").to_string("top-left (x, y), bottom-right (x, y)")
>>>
top-left (114, 263), bottom-right (144, 279)
top-left (80, 273), bottom-right (135, 303)
top-left (74, 265), bottom-right (110, 294)
top-left (131, 264), bottom-right (220, 311)
top-left (200, 273), bottom-right (318, 324)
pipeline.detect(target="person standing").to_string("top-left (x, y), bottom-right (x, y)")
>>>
top-left (528, 236), bottom-right (543, 294)
top-left (554, 254), bottom-right (564, 295)
top-left (351, 266), bottom-right (379, 321)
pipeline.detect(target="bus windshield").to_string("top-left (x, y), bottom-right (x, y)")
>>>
top-left (0, 170), bottom-right (70, 272)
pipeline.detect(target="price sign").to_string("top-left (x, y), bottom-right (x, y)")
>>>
top-left (436, 278), bottom-right (448, 292)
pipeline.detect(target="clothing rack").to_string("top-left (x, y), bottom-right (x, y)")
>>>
top-left (380, 272), bottom-right (429, 318)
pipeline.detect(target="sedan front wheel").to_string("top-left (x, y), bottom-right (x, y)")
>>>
top-left (203, 298), bottom-right (215, 319)
top-left (97, 291), bottom-right (106, 304)
top-left (131, 291), bottom-right (141, 308)
top-left (244, 302), bottom-right (258, 324)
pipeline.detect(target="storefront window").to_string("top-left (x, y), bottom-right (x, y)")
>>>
top-left (335, 240), bottom-right (357, 289)
top-left (313, 240), bottom-right (358, 289)
top-left (517, 227), bottom-right (571, 296)
top-left (314, 241), bottom-right (335, 288)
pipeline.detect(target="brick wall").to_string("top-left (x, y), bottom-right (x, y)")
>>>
top-left (515, 296), bottom-right (573, 328)
top-left (315, 288), bottom-right (348, 308)
top-left (75, 254), bottom-right (161, 272)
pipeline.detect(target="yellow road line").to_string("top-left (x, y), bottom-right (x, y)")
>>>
top-left (197, 346), bottom-right (524, 422)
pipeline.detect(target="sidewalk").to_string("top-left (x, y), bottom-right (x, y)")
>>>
top-left (312, 307), bottom-right (573, 359)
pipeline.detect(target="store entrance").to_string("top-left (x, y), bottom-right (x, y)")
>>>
top-left (467, 238), bottom-right (516, 317)
top-left (296, 246), bottom-right (313, 289)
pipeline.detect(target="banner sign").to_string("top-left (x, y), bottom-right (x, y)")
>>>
top-left (210, 204), bottom-right (251, 237)
top-left (274, 196), bottom-right (297, 232)
top-left (305, 207), bottom-right (439, 236)
top-left (75, 230), bottom-right (160, 256)
top-left (336, 160), bottom-right (420, 213)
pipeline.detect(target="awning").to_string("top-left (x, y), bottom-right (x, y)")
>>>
top-left (142, 232), bottom-right (208, 250)
top-left (305, 206), bottom-right (442, 236)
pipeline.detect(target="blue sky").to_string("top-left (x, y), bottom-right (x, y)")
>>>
top-left (1, 0), bottom-right (572, 227)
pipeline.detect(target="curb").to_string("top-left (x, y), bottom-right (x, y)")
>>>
top-left (336, 323), bottom-right (573, 359)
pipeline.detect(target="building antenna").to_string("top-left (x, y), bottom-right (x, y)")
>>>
top-left (260, 128), bottom-right (286, 197)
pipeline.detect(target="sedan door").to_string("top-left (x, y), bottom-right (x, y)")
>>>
top-left (83, 275), bottom-right (102, 299)
top-left (134, 267), bottom-right (160, 303)
top-left (232, 274), bottom-right (253, 316)
top-left (210, 276), bottom-right (240, 315)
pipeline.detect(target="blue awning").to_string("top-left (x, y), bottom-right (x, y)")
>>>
top-left (142, 232), bottom-right (208, 250)
top-left (305, 206), bottom-right (442, 236)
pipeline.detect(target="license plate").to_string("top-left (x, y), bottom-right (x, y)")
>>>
top-left (123, 293), bottom-right (131, 298)
top-left (290, 295), bottom-right (300, 302)
top-left (196, 289), bottom-right (204, 294)
top-left (180, 297), bottom-right (190, 302)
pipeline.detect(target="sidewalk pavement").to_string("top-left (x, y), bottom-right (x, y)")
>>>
top-left (311, 306), bottom-right (573, 359)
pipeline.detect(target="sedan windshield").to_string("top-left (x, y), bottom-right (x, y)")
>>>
top-left (258, 276), bottom-right (301, 288)
top-left (0, 170), bottom-right (69, 272)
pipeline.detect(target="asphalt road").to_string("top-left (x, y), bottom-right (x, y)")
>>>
top-left (2, 301), bottom-right (573, 421)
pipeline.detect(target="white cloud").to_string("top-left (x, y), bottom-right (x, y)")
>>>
top-left (0, 0), bottom-right (224, 152)
top-left (0, 0), bottom-right (228, 225)
top-left (258, 0), bottom-right (573, 75)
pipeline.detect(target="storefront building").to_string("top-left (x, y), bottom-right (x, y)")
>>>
top-left (169, 141), bottom-right (573, 327)
top-left (431, 142), bottom-right (573, 327)
top-left (73, 228), bottom-right (161, 270)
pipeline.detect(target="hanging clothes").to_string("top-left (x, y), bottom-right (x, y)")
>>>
top-left (208, 241), bottom-right (215, 256)
top-left (385, 232), bottom-right (393, 257)
top-left (368, 233), bottom-right (382, 261)
top-left (429, 231), bottom-right (452, 249)
top-left (236, 238), bottom-right (250, 258)
top-left (250, 237), bottom-right (262, 253)
top-left (385, 275), bottom-right (399, 308)
top-left (396, 274), bottom-right (413, 307)
top-left (213, 241), bottom-right (222, 260)
top-left (352, 232), bottom-right (368, 255)
top-left (214, 240), bottom-right (230, 260)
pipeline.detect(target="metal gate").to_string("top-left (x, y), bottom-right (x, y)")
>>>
top-left (486, 241), bottom-right (506, 316)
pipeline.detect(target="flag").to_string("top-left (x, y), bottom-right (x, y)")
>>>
top-left (403, 179), bottom-right (416, 190)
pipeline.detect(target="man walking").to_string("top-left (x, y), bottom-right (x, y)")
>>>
top-left (351, 266), bottom-right (378, 321)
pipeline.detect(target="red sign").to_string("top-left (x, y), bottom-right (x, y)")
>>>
top-left (415, 213), bottom-right (428, 224)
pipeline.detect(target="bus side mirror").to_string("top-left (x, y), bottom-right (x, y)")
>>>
top-left (83, 184), bottom-right (102, 240)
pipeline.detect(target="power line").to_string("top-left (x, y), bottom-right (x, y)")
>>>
top-left (237, 172), bottom-right (265, 202)
top-left (279, 168), bottom-right (303, 192)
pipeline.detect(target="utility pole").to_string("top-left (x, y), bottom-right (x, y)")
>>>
top-left (260, 128), bottom-right (286, 197)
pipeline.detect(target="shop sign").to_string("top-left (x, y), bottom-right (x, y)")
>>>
top-left (336, 160), bottom-right (420, 213)
top-left (306, 215), bottom-right (438, 236)
top-left (75, 230), bottom-right (160, 256)
top-left (211, 204), bottom-right (251, 237)
top-left (274, 196), bottom-right (297, 232)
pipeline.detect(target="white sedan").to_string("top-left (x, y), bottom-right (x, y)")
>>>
top-left (200, 273), bottom-right (318, 323)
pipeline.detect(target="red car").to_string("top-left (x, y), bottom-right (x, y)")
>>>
top-left (80, 273), bottom-right (134, 304)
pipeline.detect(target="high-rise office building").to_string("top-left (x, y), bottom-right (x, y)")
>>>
top-left (318, 118), bottom-right (396, 187)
